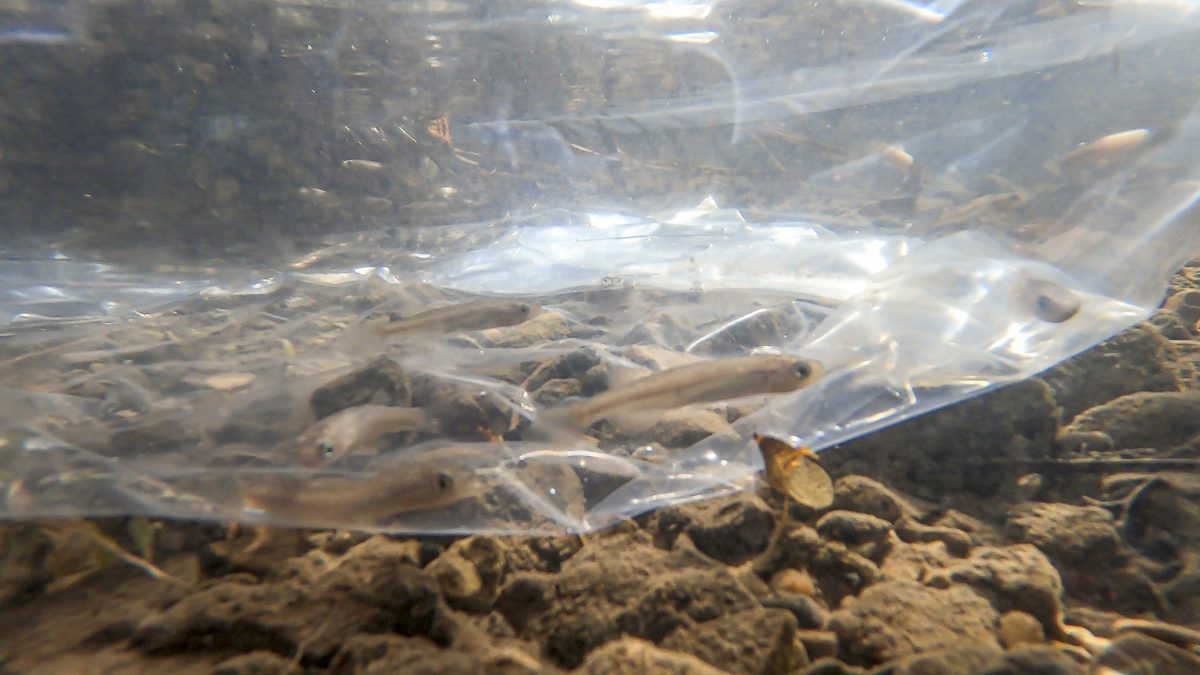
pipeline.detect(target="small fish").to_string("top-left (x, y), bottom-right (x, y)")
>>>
top-left (936, 192), bottom-right (1024, 226)
top-left (376, 300), bottom-right (539, 337)
top-left (242, 461), bottom-right (480, 525)
top-left (341, 159), bottom-right (385, 172)
top-left (753, 432), bottom-right (833, 509)
top-left (1056, 128), bottom-right (1151, 173)
top-left (296, 404), bottom-right (432, 466)
top-left (538, 354), bottom-right (822, 432)
top-left (1013, 276), bottom-right (1082, 323)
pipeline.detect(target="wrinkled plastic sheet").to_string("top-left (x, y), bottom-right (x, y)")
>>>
top-left (3, 0), bottom-right (1200, 534)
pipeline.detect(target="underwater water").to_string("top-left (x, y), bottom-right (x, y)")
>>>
top-left (3, 0), bottom-right (1200, 672)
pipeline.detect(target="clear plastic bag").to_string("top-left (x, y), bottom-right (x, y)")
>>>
top-left (1, 0), bottom-right (1199, 534)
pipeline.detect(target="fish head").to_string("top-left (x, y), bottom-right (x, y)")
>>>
top-left (763, 356), bottom-right (823, 393)
top-left (510, 301), bottom-right (540, 322)
top-left (295, 419), bottom-right (352, 466)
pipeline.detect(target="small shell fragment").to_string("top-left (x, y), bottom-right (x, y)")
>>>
top-left (753, 432), bottom-right (834, 509)
top-left (879, 144), bottom-right (915, 176)
top-left (203, 372), bottom-right (256, 391)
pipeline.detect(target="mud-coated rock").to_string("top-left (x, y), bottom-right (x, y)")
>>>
top-left (1061, 392), bottom-right (1200, 451)
top-left (662, 608), bottom-right (805, 675)
top-left (1005, 503), bottom-right (1124, 566)
top-left (894, 517), bottom-right (972, 557)
top-left (683, 494), bottom-right (776, 566)
top-left (815, 511), bottom-right (892, 559)
top-left (1039, 324), bottom-right (1182, 421)
top-left (763, 526), bottom-right (882, 607)
top-left (514, 531), bottom-right (760, 668)
top-left (829, 579), bottom-right (1000, 665)
top-left (309, 356), bottom-right (410, 418)
top-left (925, 544), bottom-right (1063, 636)
top-left (821, 379), bottom-right (1060, 502)
top-left (580, 637), bottom-right (726, 675)
top-left (831, 476), bottom-right (922, 523)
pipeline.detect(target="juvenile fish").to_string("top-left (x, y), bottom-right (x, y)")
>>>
top-left (243, 461), bottom-right (480, 525)
top-left (538, 354), bottom-right (822, 431)
top-left (296, 404), bottom-right (432, 466)
top-left (1013, 276), bottom-right (1082, 323)
top-left (375, 300), bottom-right (539, 336)
top-left (1057, 128), bottom-right (1151, 173)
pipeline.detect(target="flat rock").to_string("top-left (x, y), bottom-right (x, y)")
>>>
top-left (1061, 391), bottom-right (1200, 451)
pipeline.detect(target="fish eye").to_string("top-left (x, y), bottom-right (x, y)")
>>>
top-left (317, 441), bottom-right (336, 459)
top-left (435, 471), bottom-right (455, 491)
top-left (793, 362), bottom-right (812, 378)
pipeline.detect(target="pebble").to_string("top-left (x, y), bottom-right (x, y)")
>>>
top-left (832, 475), bottom-right (922, 523)
top-left (998, 610), bottom-right (1046, 649)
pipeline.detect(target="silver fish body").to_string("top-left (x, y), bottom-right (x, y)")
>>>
top-left (296, 404), bottom-right (430, 465)
top-left (542, 353), bottom-right (822, 430)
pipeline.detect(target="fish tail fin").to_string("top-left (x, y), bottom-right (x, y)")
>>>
top-left (335, 320), bottom-right (387, 356)
top-left (526, 403), bottom-right (586, 443)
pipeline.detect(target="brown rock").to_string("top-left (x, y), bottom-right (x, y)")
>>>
top-left (821, 379), bottom-right (1060, 502)
top-left (1005, 503), bottom-right (1123, 565)
top-left (894, 517), bottom-right (972, 557)
top-left (662, 608), bottom-right (805, 675)
top-left (1061, 391), bottom-right (1200, 451)
top-left (984, 645), bottom-right (1086, 674)
top-left (829, 579), bottom-right (1000, 665)
top-left (998, 610), bottom-right (1045, 648)
top-left (580, 637), bottom-right (725, 675)
top-left (330, 635), bottom-right (482, 674)
top-left (796, 630), bottom-right (839, 661)
top-left (1092, 633), bottom-right (1200, 675)
top-left (644, 409), bottom-right (734, 448)
top-left (815, 511), bottom-right (892, 560)
top-left (513, 531), bottom-right (760, 668)
top-left (212, 651), bottom-right (302, 675)
top-left (925, 544), bottom-right (1063, 636)
top-left (1039, 324), bottom-right (1182, 421)
top-left (684, 494), bottom-right (776, 565)
top-left (831, 475), bottom-right (923, 523)
top-left (885, 644), bottom-right (1003, 675)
